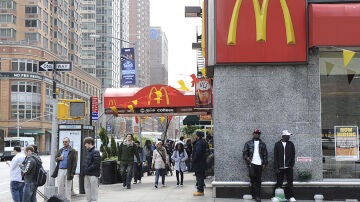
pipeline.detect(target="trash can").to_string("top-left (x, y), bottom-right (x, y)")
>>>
top-left (101, 160), bottom-right (117, 184)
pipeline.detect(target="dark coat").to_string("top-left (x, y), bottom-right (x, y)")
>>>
top-left (191, 138), bottom-right (207, 172)
top-left (51, 147), bottom-right (78, 180)
top-left (118, 141), bottom-right (140, 164)
top-left (273, 140), bottom-right (296, 169)
top-left (83, 146), bottom-right (101, 177)
top-left (21, 154), bottom-right (42, 183)
top-left (242, 139), bottom-right (268, 166)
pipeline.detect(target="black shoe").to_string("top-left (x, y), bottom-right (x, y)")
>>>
top-left (127, 185), bottom-right (131, 189)
top-left (154, 184), bottom-right (158, 188)
top-left (255, 197), bottom-right (261, 202)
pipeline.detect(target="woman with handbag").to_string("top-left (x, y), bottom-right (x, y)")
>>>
top-left (171, 142), bottom-right (188, 187)
top-left (152, 140), bottom-right (169, 188)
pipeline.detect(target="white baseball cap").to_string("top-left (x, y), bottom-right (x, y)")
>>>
top-left (281, 130), bottom-right (292, 136)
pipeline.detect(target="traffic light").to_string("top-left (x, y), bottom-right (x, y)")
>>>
top-left (69, 101), bottom-right (86, 118)
top-left (58, 102), bottom-right (69, 119)
top-left (57, 99), bottom-right (86, 120)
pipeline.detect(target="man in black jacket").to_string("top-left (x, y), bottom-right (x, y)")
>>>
top-left (192, 131), bottom-right (207, 196)
top-left (20, 146), bottom-right (42, 202)
top-left (118, 134), bottom-right (140, 189)
top-left (273, 130), bottom-right (296, 202)
top-left (242, 129), bottom-right (268, 202)
top-left (83, 137), bottom-right (101, 202)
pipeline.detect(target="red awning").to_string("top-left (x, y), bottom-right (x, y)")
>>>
top-left (309, 3), bottom-right (360, 47)
top-left (103, 84), bottom-right (208, 116)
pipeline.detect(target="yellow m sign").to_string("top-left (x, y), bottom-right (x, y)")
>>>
top-left (227, 0), bottom-right (296, 45)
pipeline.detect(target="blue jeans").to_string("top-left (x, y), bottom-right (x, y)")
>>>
top-left (22, 182), bottom-right (37, 202)
top-left (120, 163), bottom-right (133, 188)
top-left (10, 181), bottom-right (24, 202)
top-left (155, 168), bottom-right (165, 185)
top-left (195, 171), bottom-right (205, 192)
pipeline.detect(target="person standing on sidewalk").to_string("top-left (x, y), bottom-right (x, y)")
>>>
top-left (152, 140), bottom-right (169, 188)
top-left (143, 140), bottom-right (153, 176)
top-left (51, 137), bottom-right (78, 201)
top-left (133, 140), bottom-right (144, 184)
top-left (242, 129), bottom-right (268, 202)
top-left (192, 131), bottom-right (207, 196)
top-left (171, 142), bottom-right (188, 187)
top-left (20, 146), bottom-right (42, 202)
top-left (6, 146), bottom-right (25, 202)
top-left (118, 134), bottom-right (140, 189)
top-left (274, 130), bottom-right (296, 202)
top-left (83, 137), bottom-right (101, 202)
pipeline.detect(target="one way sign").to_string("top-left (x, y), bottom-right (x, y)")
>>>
top-left (39, 61), bottom-right (72, 72)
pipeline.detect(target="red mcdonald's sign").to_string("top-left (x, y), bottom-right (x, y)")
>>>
top-left (215, 0), bottom-right (307, 63)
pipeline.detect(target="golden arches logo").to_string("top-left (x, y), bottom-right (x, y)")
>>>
top-left (108, 99), bottom-right (117, 107)
top-left (147, 87), bottom-right (170, 105)
top-left (227, 0), bottom-right (296, 45)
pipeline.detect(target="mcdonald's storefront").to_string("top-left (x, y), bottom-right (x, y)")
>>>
top-left (205, 0), bottom-right (360, 199)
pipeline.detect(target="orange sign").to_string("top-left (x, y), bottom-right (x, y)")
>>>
top-left (215, 0), bottom-right (307, 63)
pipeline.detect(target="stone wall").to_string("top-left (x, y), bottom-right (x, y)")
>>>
top-left (213, 52), bottom-right (322, 182)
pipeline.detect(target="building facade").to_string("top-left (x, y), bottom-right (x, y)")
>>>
top-left (0, 44), bottom-right (101, 154)
top-left (0, 0), bottom-right (101, 153)
top-left (149, 27), bottom-right (168, 85)
top-left (205, 0), bottom-right (360, 199)
top-left (129, 0), bottom-right (150, 87)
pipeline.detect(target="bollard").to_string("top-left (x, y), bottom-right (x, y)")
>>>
top-left (314, 194), bottom-right (324, 202)
top-left (243, 194), bottom-right (253, 202)
top-left (271, 197), bottom-right (280, 202)
top-left (274, 188), bottom-right (286, 202)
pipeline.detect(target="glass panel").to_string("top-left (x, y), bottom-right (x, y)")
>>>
top-left (320, 51), bottom-right (360, 179)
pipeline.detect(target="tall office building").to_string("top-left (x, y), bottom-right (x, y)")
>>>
top-left (80, 0), bottom-right (97, 76)
top-left (129, 0), bottom-right (150, 87)
top-left (0, 0), bottom-right (101, 153)
top-left (94, 0), bottom-right (123, 88)
top-left (149, 27), bottom-right (168, 85)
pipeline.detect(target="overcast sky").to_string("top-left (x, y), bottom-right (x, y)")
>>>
top-left (150, 0), bottom-right (202, 87)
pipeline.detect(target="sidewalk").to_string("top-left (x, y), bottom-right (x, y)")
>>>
top-left (70, 172), bottom-right (317, 202)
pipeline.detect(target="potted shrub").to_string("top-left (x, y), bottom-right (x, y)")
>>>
top-left (99, 128), bottom-right (118, 184)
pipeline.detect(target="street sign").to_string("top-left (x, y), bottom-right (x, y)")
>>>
top-left (92, 112), bottom-right (99, 120)
top-left (39, 61), bottom-right (72, 72)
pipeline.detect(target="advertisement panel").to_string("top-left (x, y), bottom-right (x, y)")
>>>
top-left (215, 0), bottom-right (307, 63)
top-left (121, 48), bottom-right (136, 85)
top-left (58, 129), bottom-right (82, 174)
top-left (195, 78), bottom-right (213, 108)
top-left (334, 126), bottom-right (359, 161)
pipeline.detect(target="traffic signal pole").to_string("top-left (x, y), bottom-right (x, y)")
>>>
top-left (44, 66), bottom-right (58, 198)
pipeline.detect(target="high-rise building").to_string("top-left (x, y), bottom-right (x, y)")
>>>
top-left (0, 0), bottom-right (101, 153)
top-left (129, 0), bottom-right (150, 87)
top-left (80, 0), bottom-right (97, 76)
top-left (149, 27), bottom-right (168, 85)
top-left (94, 0), bottom-right (123, 88)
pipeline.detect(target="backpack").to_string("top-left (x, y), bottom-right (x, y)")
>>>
top-left (32, 156), bottom-right (47, 187)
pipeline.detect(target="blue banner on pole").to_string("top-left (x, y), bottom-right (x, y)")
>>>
top-left (121, 48), bottom-right (135, 85)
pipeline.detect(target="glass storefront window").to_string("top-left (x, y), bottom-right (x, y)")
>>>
top-left (320, 51), bottom-right (360, 179)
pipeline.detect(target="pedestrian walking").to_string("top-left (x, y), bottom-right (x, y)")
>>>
top-left (6, 146), bottom-right (25, 202)
top-left (143, 140), bottom-right (153, 176)
top-left (152, 140), bottom-right (169, 188)
top-left (117, 134), bottom-right (140, 189)
top-left (171, 142), bottom-right (188, 187)
top-left (242, 129), bottom-right (268, 202)
top-left (185, 139), bottom-right (192, 172)
top-left (133, 140), bottom-right (144, 184)
top-left (20, 146), bottom-right (42, 202)
top-left (83, 137), bottom-right (101, 202)
top-left (192, 131), bottom-right (207, 196)
top-left (51, 137), bottom-right (78, 202)
top-left (274, 130), bottom-right (296, 202)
